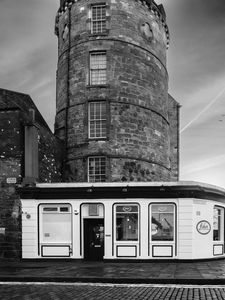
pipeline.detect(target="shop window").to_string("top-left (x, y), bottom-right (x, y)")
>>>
top-left (91, 4), bottom-right (106, 34)
top-left (213, 207), bottom-right (223, 241)
top-left (89, 101), bottom-right (106, 138)
top-left (41, 205), bottom-right (71, 243)
top-left (89, 52), bottom-right (107, 85)
top-left (116, 205), bottom-right (139, 241)
top-left (88, 156), bottom-right (106, 182)
top-left (151, 204), bottom-right (175, 241)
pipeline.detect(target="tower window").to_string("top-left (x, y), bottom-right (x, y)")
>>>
top-left (88, 156), bottom-right (106, 182)
top-left (90, 52), bottom-right (107, 85)
top-left (89, 102), bottom-right (107, 139)
top-left (91, 4), bottom-right (106, 34)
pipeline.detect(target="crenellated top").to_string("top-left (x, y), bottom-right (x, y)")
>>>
top-left (56, 0), bottom-right (170, 48)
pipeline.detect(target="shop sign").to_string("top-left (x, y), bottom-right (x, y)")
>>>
top-left (123, 206), bottom-right (132, 212)
top-left (6, 177), bottom-right (17, 184)
top-left (196, 220), bottom-right (211, 235)
top-left (116, 205), bottom-right (138, 213)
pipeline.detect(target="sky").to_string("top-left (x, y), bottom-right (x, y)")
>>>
top-left (0, 0), bottom-right (225, 188)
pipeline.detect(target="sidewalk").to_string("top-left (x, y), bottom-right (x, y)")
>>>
top-left (1, 259), bottom-right (225, 284)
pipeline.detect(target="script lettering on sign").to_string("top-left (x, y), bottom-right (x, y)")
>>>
top-left (196, 220), bottom-right (211, 235)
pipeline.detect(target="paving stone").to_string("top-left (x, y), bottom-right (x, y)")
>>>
top-left (1, 284), bottom-right (225, 300)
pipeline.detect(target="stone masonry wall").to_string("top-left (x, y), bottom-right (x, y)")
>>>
top-left (0, 89), bottom-right (62, 259)
top-left (55, 0), bottom-right (178, 182)
top-left (168, 94), bottom-right (180, 181)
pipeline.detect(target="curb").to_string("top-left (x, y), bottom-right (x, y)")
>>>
top-left (0, 277), bottom-right (225, 285)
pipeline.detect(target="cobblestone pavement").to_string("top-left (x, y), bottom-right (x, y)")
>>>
top-left (2, 260), bottom-right (225, 283)
top-left (1, 283), bottom-right (225, 300)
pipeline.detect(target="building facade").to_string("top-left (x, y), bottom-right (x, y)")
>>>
top-left (5, 0), bottom-right (225, 262)
top-left (0, 89), bottom-right (62, 259)
top-left (20, 182), bottom-right (225, 260)
top-left (54, 0), bottom-right (180, 183)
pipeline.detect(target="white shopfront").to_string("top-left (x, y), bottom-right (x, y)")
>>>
top-left (20, 182), bottom-right (225, 260)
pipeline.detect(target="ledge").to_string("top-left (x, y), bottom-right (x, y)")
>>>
top-left (18, 181), bottom-right (225, 202)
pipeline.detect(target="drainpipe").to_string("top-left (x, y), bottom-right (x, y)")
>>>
top-left (23, 109), bottom-right (38, 185)
top-left (63, 4), bottom-right (71, 181)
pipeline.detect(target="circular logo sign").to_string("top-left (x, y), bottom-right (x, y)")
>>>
top-left (123, 206), bottom-right (132, 212)
top-left (196, 220), bottom-right (211, 235)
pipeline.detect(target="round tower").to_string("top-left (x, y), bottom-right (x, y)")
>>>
top-left (54, 0), bottom-right (174, 183)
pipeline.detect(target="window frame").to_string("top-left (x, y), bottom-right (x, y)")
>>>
top-left (39, 204), bottom-right (72, 246)
top-left (91, 3), bottom-right (107, 35)
top-left (88, 101), bottom-right (107, 139)
top-left (213, 206), bottom-right (224, 242)
top-left (115, 204), bottom-right (139, 242)
top-left (88, 156), bottom-right (107, 182)
top-left (89, 51), bottom-right (107, 86)
top-left (150, 203), bottom-right (176, 243)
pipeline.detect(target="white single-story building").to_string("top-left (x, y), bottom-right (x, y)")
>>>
top-left (19, 181), bottom-right (225, 261)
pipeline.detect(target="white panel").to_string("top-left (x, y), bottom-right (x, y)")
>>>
top-left (179, 212), bottom-right (192, 220)
top-left (42, 246), bottom-right (70, 257)
top-left (22, 232), bottom-right (37, 239)
top-left (23, 226), bottom-right (37, 233)
top-left (178, 226), bottom-right (192, 233)
top-left (214, 245), bottom-right (223, 256)
top-left (178, 232), bottom-right (192, 240)
top-left (179, 219), bottom-right (193, 226)
top-left (179, 240), bottom-right (193, 246)
top-left (21, 220), bottom-right (37, 227)
top-left (153, 246), bottom-right (172, 257)
top-left (22, 239), bottom-right (36, 246)
top-left (179, 246), bottom-right (192, 252)
top-left (22, 252), bottom-right (37, 259)
top-left (22, 245), bottom-right (36, 253)
top-left (117, 246), bottom-right (137, 257)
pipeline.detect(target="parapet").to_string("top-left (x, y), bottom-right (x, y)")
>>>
top-left (56, 0), bottom-right (170, 48)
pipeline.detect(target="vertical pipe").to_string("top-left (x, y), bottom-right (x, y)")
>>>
top-left (63, 5), bottom-right (71, 181)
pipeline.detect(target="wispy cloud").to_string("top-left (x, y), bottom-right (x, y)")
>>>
top-left (182, 153), bottom-right (225, 176)
top-left (180, 85), bottom-right (225, 133)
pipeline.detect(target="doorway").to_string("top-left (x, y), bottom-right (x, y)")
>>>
top-left (84, 219), bottom-right (104, 261)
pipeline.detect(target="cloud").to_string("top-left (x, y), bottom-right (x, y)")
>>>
top-left (182, 153), bottom-right (225, 176)
top-left (180, 84), bottom-right (225, 133)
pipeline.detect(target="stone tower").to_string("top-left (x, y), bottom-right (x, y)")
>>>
top-left (54, 0), bottom-right (179, 183)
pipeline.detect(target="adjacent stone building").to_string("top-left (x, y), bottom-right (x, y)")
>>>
top-left (54, 0), bottom-right (180, 183)
top-left (0, 89), bottom-right (62, 258)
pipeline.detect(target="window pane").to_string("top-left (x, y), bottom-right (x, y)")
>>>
top-left (90, 52), bottom-right (106, 85)
top-left (116, 212), bottom-right (138, 241)
top-left (91, 4), bottom-right (106, 34)
top-left (88, 156), bottom-right (106, 182)
top-left (42, 213), bottom-right (71, 243)
top-left (151, 204), bottom-right (174, 241)
top-left (89, 102), bottom-right (106, 138)
top-left (213, 207), bottom-right (222, 241)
